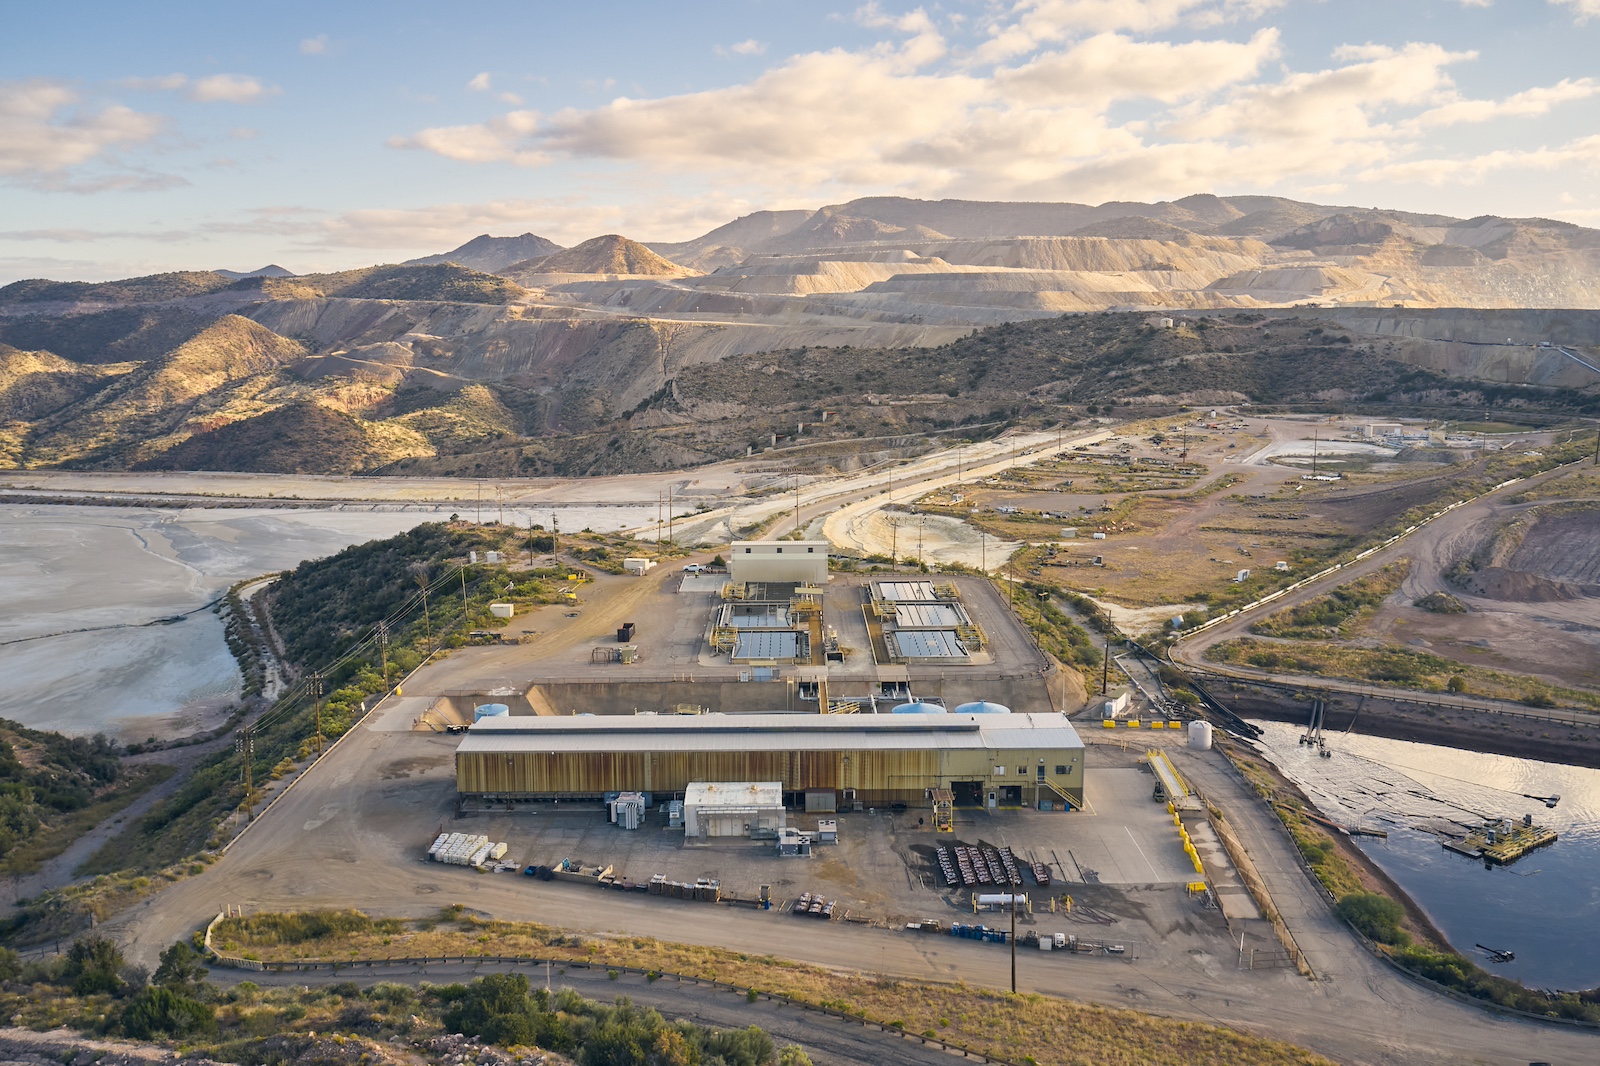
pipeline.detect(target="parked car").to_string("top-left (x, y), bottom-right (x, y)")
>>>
top-left (682, 563), bottom-right (707, 574)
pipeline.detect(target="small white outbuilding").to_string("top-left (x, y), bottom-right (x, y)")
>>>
top-left (682, 781), bottom-right (785, 840)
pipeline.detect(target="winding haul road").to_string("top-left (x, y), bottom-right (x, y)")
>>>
top-left (1169, 461), bottom-right (1600, 725)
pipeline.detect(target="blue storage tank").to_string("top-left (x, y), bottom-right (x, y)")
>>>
top-left (474, 703), bottom-right (510, 722)
top-left (954, 700), bottom-right (1011, 715)
top-left (891, 701), bottom-right (947, 714)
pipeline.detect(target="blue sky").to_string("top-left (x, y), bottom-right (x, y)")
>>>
top-left (4, 0), bottom-right (1600, 282)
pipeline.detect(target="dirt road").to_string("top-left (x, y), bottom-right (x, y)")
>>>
top-left (1171, 463), bottom-right (1600, 721)
top-left (232, 964), bottom-right (968, 1066)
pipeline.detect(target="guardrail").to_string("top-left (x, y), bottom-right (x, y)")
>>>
top-left (203, 929), bottom-right (1026, 1066)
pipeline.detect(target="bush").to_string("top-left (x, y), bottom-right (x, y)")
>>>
top-left (1336, 892), bottom-right (1409, 946)
top-left (1414, 591), bottom-right (1466, 614)
top-left (64, 935), bottom-right (125, 996)
top-left (120, 985), bottom-right (217, 1039)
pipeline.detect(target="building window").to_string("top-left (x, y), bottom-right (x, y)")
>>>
top-left (744, 548), bottom-right (752, 553)
top-left (1055, 765), bottom-right (1068, 775)
top-left (993, 766), bottom-right (1006, 775)
top-left (1017, 766), bottom-right (1026, 776)
top-left (776, 547), bottom-right (782, 553)
top-left (807, 546), bottom-right (814, 553)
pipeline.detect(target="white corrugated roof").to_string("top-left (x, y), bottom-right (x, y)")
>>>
top-left (457, 712), bottom-right (1082, 754)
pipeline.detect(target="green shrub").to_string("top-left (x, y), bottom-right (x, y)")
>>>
top-left (1335, 892), bottom-right (1408, 946)
top-left (120, 985), bottom-right (217, 1039)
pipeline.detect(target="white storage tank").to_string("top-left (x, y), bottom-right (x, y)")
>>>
top-left (954, 700), bottom-right (1011, 715)
top-left (891, 701), bottom-right (946, 714)
top-left (490, 602), bottom-right (515, 619)
top-left (1188, 720), bottom-right (1214, 750)
top-left (474, 703), bottom-right (510, 722)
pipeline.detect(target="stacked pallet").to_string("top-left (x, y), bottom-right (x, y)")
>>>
top-left (429, 833), bottom-right (501, 866)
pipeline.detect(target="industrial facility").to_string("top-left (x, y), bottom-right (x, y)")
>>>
top-left (725, 540), bottom-right (831, 586)
top-left (454, 711), bottom-right (1085, 810)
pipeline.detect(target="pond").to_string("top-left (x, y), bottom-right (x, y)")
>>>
top-left (1249, 719), bottom-right (1600, 991)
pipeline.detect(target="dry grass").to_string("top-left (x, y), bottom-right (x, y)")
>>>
top-left (215, 910), bottom-right (1337, 1066)
top-left (1206, 638), bottom-right (1600, 710)
top-left (1509, 463), bottom-right (1600, 503)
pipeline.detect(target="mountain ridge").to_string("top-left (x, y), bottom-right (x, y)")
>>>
top-left (405, 233), bottom-right (564, 273)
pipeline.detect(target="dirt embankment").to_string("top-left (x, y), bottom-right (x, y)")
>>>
top-left (1212, 680), bottom-right (1600, 770)
top-left (1455, 503), bottom-right (1600, 602)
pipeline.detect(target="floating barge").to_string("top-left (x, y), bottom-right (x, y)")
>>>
top-left (1442, 817), bottom-right (1557, 864)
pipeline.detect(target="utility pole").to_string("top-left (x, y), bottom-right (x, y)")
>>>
top-left (460, 566), bottom-right (470, 624)
top-left (418, 575), bottom-right (433, 656)
top-left (236, 726), bottom-right (254, 802)
top-left (1101, 635), bottom-right (1111, 695)
top-left (1009, 887), bottom-right (1018, 994)
top-left (666, 489), bottom-right (673, 545)
top-left (794, 474), bottom-right (802, 533)
top-left (980, 530), bottom-right (987, 573)
top-left (527, 515), bottom-right (535, 567)
top-left (889, 518), bottom-right (898, 571)
top-left (917, 518), bottom-right (924, 570)
top-left (312, 672), bottom-right (324, 756)
top-left (496, 485), bottom-right (504, 526)
top-left (476, 483), bottom-right (482, 525)
top-left (377, 620), bottom-right (391, 694)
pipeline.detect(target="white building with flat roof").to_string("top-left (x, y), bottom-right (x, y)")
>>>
top-left (727, 540), bottom-right (829, 585)
top-left (683, 781), bottom-right (785, 839)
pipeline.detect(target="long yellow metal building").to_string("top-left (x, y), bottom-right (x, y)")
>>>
top-left (455, 712), bottom-right (1085, 809)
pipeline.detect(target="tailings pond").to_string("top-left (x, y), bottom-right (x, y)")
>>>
top-left (1250, 720), bottom-right (1600, 990)
top-left (0, 501), bottom-right (659, 741)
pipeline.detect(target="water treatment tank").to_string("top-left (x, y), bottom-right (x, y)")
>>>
top-left (891, 701), bottom-right (947, 714)
top-left (474, 703), bottom-right (510, 722)
top-left (954, 700), bottom-right (1011, 715)
top-left (1188, 720), bottom-right (1214, 750)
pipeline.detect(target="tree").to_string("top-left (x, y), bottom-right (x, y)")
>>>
top-left (153, 940), bottom-right (209, 992)
top-left (64, 935), bottom-right (125, 996)
top-left (120, 985), bottom-right (217, 1039)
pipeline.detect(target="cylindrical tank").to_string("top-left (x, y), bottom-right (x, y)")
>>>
top-left (954, 700), bottom-right (1011, 715)
top-left (474, 703), bottom-right (510, 722)
top-left (976, 894), bottom-right (1025, 906)
top-left (891, 701), bottom-right (947, 714)
top-left (1188, 720), bottom-right (1214, 750)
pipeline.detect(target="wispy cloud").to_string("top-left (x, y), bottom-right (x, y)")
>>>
top-left (0, 80), bottom-right (166, 189)
top-left (715, 39), bottom-right (768, 57)
top-left (121, 72), bottom-right (278, 103)
top-left (300, 34), bottom-right (330, 55)
top-left (189, 74), bottom-right (275, 103)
